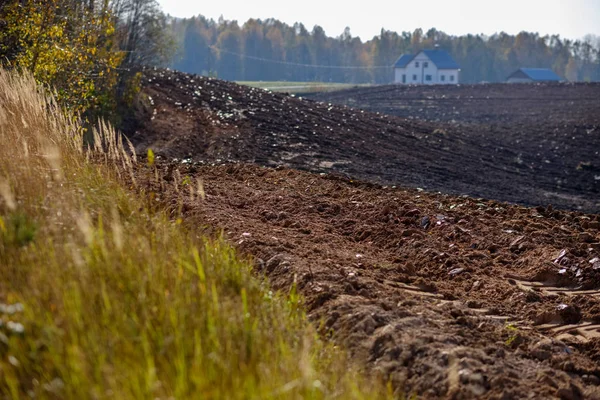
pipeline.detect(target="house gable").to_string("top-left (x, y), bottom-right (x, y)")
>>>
top-left (393, 49), bottom-right (460, 85)
top-left (507, 69), bottom-right (530, 80)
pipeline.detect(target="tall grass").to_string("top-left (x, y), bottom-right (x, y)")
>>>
top-left (0, 69), bottom-right (392, 399)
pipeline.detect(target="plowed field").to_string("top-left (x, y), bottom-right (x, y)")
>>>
top-left (127, 69), bottom-right (600, 213)
top-left (138, 163), bottom-right (600, 399)
top-left (127, 69), bottom-right (600, 398)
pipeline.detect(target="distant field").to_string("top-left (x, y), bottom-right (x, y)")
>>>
top-left (237, 80), bottom-right (372, 93)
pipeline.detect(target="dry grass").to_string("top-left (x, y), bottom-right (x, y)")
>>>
top-left (0, 69), bottom-right (394, 399)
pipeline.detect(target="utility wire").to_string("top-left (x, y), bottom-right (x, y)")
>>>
top-left (210, 46), bottom-right (394, 70)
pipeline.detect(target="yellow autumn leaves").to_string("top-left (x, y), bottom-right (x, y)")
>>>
top-left (0, 0), bottom-right (123, 115)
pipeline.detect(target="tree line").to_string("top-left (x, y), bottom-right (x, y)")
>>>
top-left (0, 0), bottom-right (172, 121)
top-left (168, 15), bottom-right (600, 84)
top-left (2, 1), bottom-right (598, 108)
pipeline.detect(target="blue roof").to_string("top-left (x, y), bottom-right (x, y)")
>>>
top-left (394, 50), bottom-right (460, 70)
top-left (394, 54), bottom-right (413, 68)
top-left (518, 68), bottom-right (562, 81)
top-left (421, 50), bottom-right (460, 69)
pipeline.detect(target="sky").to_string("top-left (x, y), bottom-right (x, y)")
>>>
top-left (157, 0), bottom-right (600, 41)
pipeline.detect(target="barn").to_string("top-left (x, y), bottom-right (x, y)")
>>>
top-left (394, 49), bottom-right (460, 85)
top-left (506, 68), bottom-right (562, 83)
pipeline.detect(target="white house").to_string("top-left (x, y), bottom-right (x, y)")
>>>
top-left (394, 50), bottom-right (460, 85)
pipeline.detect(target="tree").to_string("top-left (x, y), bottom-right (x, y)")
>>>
top-left (108, 0), bottom-right (174, 106)
top-left (265, 22), bottom-right (285, 80)
top-left (242, 19), bottom-right (266, 81)
top-left (0, 0), bottom-right (123, 114)
top-left (110, 0), bottom-right (173, 68)
top-left (565, 58), bottom-right (579, 81)
top-left (215, 21), bottom-right (243, 80)
top-left (174, 17), bottom-right (213, 75)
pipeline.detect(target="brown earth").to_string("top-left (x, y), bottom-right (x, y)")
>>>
top-left (137, 162), bottom-right (600, 399)
top-left (126, 68), bottom-right (600, 213)
top-left (124, 69), bottom-right (600, 398)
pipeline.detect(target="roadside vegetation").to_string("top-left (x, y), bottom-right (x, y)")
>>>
top-left (0, 69), bottom-right (393, 399)
top-left (0, 2), bottom-right (393, 397)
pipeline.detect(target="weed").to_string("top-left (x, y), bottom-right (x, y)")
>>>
top-left (147, 148), bottom-right (155, 166)
top-left (181, 175), bottom-right (192, 186)
top-left (504, 323), bottom-right (521, 347)
top-left (0, 212), bottom-right (38, 248)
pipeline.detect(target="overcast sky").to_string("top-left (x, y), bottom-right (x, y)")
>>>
top-left (157, 0), bottom-right (600, 41)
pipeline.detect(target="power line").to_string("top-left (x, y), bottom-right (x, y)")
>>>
top-left (209, 46), bottom-right (394, 70)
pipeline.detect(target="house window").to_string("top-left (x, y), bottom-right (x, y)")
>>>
top-left (413, 74), bottom-right (417, 81)
top-left (424, 62), bottom-right (429, 68)
top-left (402, 74), bottom-right (406, 83)
top-left (441, 75), bottom-right (446, 82)
top-left (450, 75), bottom-right (455, 82)
top-left (425, 75), bottom-right (432, 81)
top-left (415, 61), bottom-right (420, 67)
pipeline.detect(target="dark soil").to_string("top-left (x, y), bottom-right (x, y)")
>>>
top-left (125, 68), bottom-right (600, 398)
top-left (126, 68), bottom-right (600, 213)
top-left (310, 83), bottom-right (600, 213)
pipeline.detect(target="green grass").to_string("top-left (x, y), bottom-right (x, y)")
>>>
top-left (237, 81), bottom-right (372, 94)
top-left (0, 70), bottom-right (393, 399)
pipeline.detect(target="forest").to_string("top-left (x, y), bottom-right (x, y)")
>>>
top-left (169, 15), bottom-right (600, 84)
